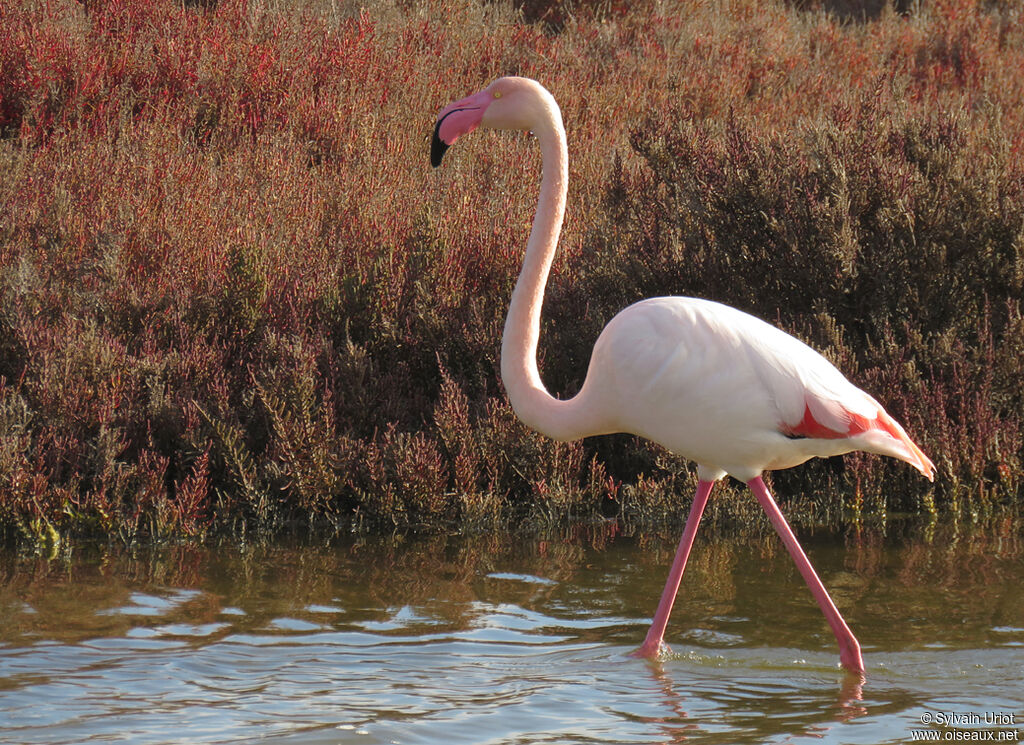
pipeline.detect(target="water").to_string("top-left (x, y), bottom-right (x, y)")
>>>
top-left (1, 520), bottom-right (1021, 744)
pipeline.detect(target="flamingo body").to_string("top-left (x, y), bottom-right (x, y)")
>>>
top-left (579, 295), bottom-right (931, 482)
top-left (431, 76), bottom-right (934, 676)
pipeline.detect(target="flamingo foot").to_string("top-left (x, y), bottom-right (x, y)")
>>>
top-left (629, 638), bottom-right (671, 660)
top-left (840, 639), bottom-right (865, 677)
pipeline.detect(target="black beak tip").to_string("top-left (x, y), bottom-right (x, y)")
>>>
top-left (430, 120), bottom-right (449, 168)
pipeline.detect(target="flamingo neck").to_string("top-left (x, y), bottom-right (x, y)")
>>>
top-left (499, 98), bottom-right (596, 442)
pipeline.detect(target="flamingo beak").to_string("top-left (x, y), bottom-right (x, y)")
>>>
top-left (430, 89), bottom-right (494, 167)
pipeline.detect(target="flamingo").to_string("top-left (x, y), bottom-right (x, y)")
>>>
top-left (430, 77), bottom-right (935, 675)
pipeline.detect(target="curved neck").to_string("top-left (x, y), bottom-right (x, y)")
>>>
top-left (499, 99), bottom-right (593, 441)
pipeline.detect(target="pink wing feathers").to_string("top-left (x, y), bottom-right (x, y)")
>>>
top-left (782, 396), bottom-right (935, 479)
top-left (726, 305), bottom-right (935, 480)
top-left (761, 352), bottom-right (935, 480)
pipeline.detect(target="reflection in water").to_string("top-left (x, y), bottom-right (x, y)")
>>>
top-left (0, 519), bottom-right (1022, 744)
top-left (638, 658), bottom-right (869, 745)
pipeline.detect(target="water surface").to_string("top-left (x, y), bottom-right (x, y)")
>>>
top-left (1, 519), bottom-right (1021, 744)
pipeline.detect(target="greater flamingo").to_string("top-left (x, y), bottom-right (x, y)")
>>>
top-left (430, 77), bottom-right (934, 675)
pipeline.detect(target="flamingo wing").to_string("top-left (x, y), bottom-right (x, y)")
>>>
top-left (739, 315), bottom-right (935, 479)
top-left (589, 297), bottom-right (934, 480)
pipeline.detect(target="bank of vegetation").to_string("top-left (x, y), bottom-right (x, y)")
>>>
top-left (1, 0), bottom-right (1022, 546)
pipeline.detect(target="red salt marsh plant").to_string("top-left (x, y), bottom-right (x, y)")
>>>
top-left (0, 0), bottom-right (1021, 546)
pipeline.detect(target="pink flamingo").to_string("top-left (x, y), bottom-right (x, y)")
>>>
top-left (431, 77), bottom-right (934, 675)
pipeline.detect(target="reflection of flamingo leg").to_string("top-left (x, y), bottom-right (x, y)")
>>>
top-left (631, 480), bottom-right (714, 659)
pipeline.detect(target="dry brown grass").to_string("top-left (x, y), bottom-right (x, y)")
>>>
top-left (1, 0), bottom-right (1021, 545)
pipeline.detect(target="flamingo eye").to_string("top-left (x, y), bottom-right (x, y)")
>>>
top-left (493, 91), bottom-right (502, 99)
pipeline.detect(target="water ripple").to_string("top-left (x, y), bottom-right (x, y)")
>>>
top-left (2, 532), bottom-right (1022, 745)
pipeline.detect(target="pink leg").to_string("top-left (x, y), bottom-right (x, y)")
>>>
top-left (747, 476), bottom-right (865, 675)
top-left (631, 479), bottom-right (715, 659)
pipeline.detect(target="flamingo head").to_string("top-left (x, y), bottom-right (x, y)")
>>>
top-left (430, 77), bottom-right (554, 167)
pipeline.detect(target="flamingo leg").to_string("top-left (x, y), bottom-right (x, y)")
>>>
top-left (747, 476), bottom-right (865, 675)
top-left (631, 479), bottom-right (715, 659)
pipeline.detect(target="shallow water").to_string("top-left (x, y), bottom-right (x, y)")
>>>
top-left (1, 520), bottom-right (1022, 744)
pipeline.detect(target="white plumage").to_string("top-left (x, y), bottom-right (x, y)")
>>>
top-left (583, 296), bottom-right (928, 482)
